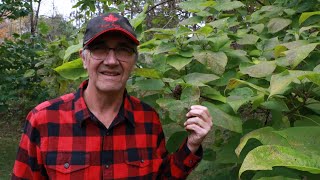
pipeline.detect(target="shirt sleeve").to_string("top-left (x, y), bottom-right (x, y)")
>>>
top-left (12, 110), bottom-right (47, 180)
top-left (154, 112), bottom-right (203, 179)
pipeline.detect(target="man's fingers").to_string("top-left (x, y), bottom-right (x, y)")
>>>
top-left (185, 124), bottom-right (208, 137)
top-left (186, 107), bottom-right (212, 124)
top-left (184, 117), bottom-right (206, 129)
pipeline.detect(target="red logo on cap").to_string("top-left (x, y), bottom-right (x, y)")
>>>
top-left (104, 14), bottom-right (118, 22)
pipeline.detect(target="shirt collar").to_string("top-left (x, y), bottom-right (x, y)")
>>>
top-left (73, 80), bottom-right (135, 127)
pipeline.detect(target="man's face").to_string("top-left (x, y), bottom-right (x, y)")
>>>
top-left (81, 32), bottom-right (137, 93)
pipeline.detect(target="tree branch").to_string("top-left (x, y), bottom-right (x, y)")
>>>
top-left (146, 0), bottom-right (175, 14)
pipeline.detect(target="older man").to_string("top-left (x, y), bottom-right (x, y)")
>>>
top-left (12, 13), bottom-right (212, 180)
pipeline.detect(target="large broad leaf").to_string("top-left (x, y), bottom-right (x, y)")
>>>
top-left (214, 1), bottom-right (245, 11)
top-left (166, 131), bottom-right (188, 153)
top-left (180, 16), bottom-right (203, 25)
top-left (299, 11), bottom-right (320, 25)
top-left (54, 58), bottom-right (87, 80)
top-left (156, 98), bottom-right (188, 123)
top-left (269, 70), bottom-right (320, 97)
top-left (267, 18), bottom-right (292, 33)
top-left (227, 79), bottom-right (269, 95)
top-left (133, 68), bottom-right (161, 79)
top-left (130, 3), bottom-right (148, 28)
top-left (235, 127), bottom-right (289, 156)
top-left (202, 101), bottom-right (242, 133)
top-left (237, 34), bottom-right (260, 45)
top-left (166, 55), bottom-right (192, 71)
top-left (236, 127), bottom-right (320, 156)
top-left (283, 43), bottom-right (319, 68)
top-left (239, 145), bottom-right (320, 178)
top-left (201, 87), bottom-right (226, 103)
top-left (180, 86), bottom-right (200, 106)
top-left (261, 99), bottom-right (289, 112)
top-left (252, 167), bottom-right (301, 180)
top-left (155, 42), bottom-right (176, 54)
top-left (134, 79), bottom-right (165, 91)
top-left (183, 73), bottom-right (219, 86)
top-left (193, 51), bottom-right (228, 75)
top-left (240, 61), bottom-right (276, 78)
top-left (178, 0), bottom-right (216, 13)
top-left (63, 43), bottom-right (82, 61)
top-left (227, 87), bottom-right (254, 113)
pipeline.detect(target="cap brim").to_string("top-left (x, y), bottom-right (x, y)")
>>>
top-left (83, 28), bottom-right (139, 47)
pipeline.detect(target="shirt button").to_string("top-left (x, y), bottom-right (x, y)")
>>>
top-left (106, 132), bottom-right (110, 135)
top-left (64, 163), bottom-right (70, 169)
top-left (105, 164), bottom-right (109, 169)
top-left (189, 160), bottom-right (193, 163)
top-left (140, 159), bottom-right (144, 163)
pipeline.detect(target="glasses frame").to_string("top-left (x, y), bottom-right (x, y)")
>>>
top-left (84, 45), bottom-right (137, 62)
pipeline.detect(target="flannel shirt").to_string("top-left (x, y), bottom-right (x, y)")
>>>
top-left (12, 80), bottom-right (202, 180)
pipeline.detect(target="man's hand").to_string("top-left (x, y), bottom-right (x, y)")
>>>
top-left (184, 105), bottom-right (213, 153)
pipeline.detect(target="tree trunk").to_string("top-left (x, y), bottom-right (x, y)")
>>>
top-left (30, 0), bottom-right (42, 36)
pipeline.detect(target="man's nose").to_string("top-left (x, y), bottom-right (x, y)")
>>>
top-left (103, 49), bottom-right (119, 65)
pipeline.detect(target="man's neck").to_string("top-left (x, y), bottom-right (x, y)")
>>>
top-left (83, 84), bottom-right (124, 128)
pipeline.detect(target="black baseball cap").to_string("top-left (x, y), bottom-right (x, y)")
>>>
top-left (83, 13), bottom-right (139, 47)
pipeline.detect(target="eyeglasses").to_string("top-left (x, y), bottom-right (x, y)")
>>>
top-left (87, 45), bottom-right (136, 61)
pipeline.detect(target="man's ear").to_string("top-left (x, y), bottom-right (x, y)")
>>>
top-left (79, 49), bottom-right (87, 69)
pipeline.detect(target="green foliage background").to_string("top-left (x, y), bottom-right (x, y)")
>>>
top-left (1, 0), bottom-right (320, 179)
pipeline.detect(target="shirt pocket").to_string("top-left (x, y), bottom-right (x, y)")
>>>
top-left (123, 148), bottom-right (153, 168)
top-left (45, 152), bottom-right (90, 175)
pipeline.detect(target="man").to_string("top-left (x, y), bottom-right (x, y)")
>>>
top-left (12, 13), bottom-right (213, 179)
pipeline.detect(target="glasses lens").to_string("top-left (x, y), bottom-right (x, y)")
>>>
top-left (90, 48), bottom-right (106, 60)
top-left (89, 46), bottom-right (135, 61)
top-left (115, 47), bottom-right (134, 60)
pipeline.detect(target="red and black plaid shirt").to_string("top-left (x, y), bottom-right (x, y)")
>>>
top-left (12, 80), bottom-right (202, 180)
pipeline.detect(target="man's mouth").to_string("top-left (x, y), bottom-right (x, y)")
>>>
top-left (100, 71), bottom-right (120, 76)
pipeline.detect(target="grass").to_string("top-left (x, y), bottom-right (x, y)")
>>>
top-left (0, 122), bottom-right (21, 180)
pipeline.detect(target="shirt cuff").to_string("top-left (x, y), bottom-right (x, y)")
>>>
top-left (176, 138), bottom-right (203, 168)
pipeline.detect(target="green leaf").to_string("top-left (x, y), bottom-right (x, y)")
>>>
top-left (214, 1), bottom-right (245, 11)
top-left (227, 87), bottom-right (254, 113)
top-left (294, 115), bottom-right (320, 127)
top-left (299, 11), bottom-right (320, 25)
top-left (235, 127), bottom-right (289, 156)
top-left (202, 101), bottom-right (242, 133)
top-left (180, 16), bottom-right (203, 25)
top-left (269, 70), bottom-right (320, 97)
top-left (133, 68), bottom-right (161, 79)
top-left (166, 131), bottom-right (188, 153)
top-left (261, 99), bottom-right (289, 112)
top-left (240, 61), bottom-right (276, 78)
top-left (267, 18), bottom-right (292, 33)
top-left (54, 58), bottom-right (87, 80)
top-left (237, 34), bottom-right (260, 45)
top-left (181, 86), bottom-right (200, 106)
top-left (178, 0), bottom-right (216, 13)
top-left (239, 145), bottom-right (320, 178)
top-left (196, 25), bottom-right (213, 36)
top-left (166, 55), bottom-right (192, 71)
top-left (134, 79), bottom-right (165, 91)
top-left (156, 98), bottom-right (188, 123)
top-left (183, 73), bottom-right (219, 86)
top-left (23, 69), bottom-right (35, 78)
top-left (154, 42), bottom-right (176, 54)
top-left (250, 24), bottom-right (265, 33)
top-left (209, 18), bottom-right (229, 29)
top-left (193, 51), bottom-right (228, 75)
top-left (201, 87), bottom-right (226, 103)
top-left (283, 43), bottom-right (319, 68)
top-left (252, 167), bottom-right (301, 180)
top-left (63, 43), bottom-right (82, 61)
top-left (130, 4), bottom-right (147, 29)
top-left (227, 79), bottom-right (269, 95)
